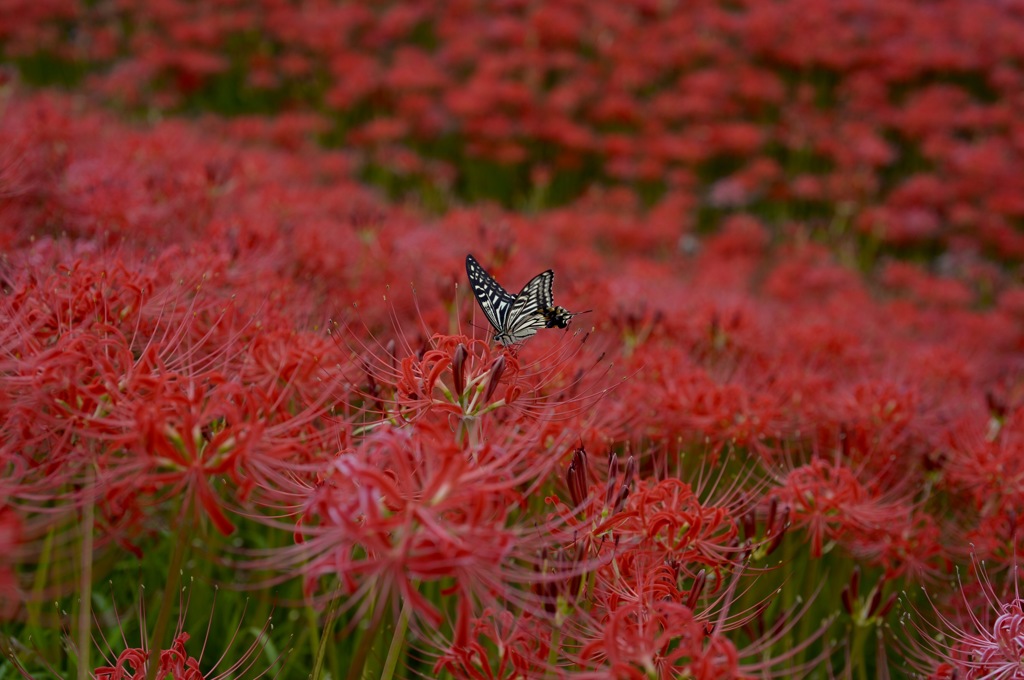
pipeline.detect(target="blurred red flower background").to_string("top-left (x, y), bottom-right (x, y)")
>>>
top-left (2, 1), bottom-right (1024, 678)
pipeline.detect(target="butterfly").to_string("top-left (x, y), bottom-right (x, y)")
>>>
top-left (466, 254), bottom-right (584, 346)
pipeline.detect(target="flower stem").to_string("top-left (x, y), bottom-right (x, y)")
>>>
top-left (546, 625), bottom-right (562, 678)
top-left (794, 553), bottom-right (821, 668)
top-left (27, 526), bottom-right (54, 630)
top-left (380, 584), bottom-right (416, 680)
top-left (345, 585), bottom-right (387, 680)
top-left (144, 504), bottom-right (191, 680)
top-left (75, 468), bottom-right (95, 680)
top-left (311, 588), bottom-right (340, 680)
top-left (850, 623), bottom-right (868, 680)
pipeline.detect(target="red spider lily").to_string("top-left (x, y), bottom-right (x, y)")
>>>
top-left (775, 457), bottom-right (919, 566)
top-left (0, 243), bottom-right (350, 572)
top-left (89, 585), bottom-right (279, 680)
top-left (565, 550), bottom-right (827, 679)
top-left (940, 405), bottom-right (1024, 566)
top-left (578, 599), bottom-right (733, 679)
top-left (94, 634), bottom-right (204, 680)
top-left (388, 335), bottom-right (525, 428)
top-left (943, 405), bottom-right (1024, 515)
top-left (620, 345), bottom-right (785, 460)
top-left (2, 268), bottom-right (247, 538)
top-left (6, 6), bottom-right (1024, 674)
top-left (6, 0), bottom-right (1024, 260)
top-left (426, 546), bottom-right (813, 679)
top-left (238, 318), bottom-right (618, 634)
top-left (257, 414), bottom-right (585, 627)
top-left (341, 314), bottom-right (617, 431)
top-left (327, 329), bottom-right (522, 431)
top-left (903, 552), bottom-right (1024, 679)
top-left (432, 604), bottom-right (555, 680)
top-left (612, 478), bottom-right (744, 576)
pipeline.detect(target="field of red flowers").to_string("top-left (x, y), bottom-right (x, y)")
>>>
top-left (2, 1), bottom-right (1024, 678)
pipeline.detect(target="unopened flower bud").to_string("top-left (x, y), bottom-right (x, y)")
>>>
top-left (685, 569), bottom-right (707, 610)
top-left (452, 343), bottom-right (467, 397)
top-left (567, 445), bottom-right (589, 507)
top-left (482, 355), bottom-right (505, 403)
top-left (606, 453), bottom-right (619, 507)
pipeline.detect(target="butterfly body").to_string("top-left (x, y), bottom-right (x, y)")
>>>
top-left (466, 254), bottom-right (581, 346)
top-left (541, 305), bottom-right (576, 329)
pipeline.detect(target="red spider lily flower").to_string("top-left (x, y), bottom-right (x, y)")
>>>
top-left (392, 336), bottom-right (523, 427)
top-left (259, 414), bottom-right (587, 628)
top-left (89, 584), bottom-right (279, 680)
top-left (612, 477), bottom-right (745, 576)
top-left (579, 599), bottom-right (733, 678)
top-left (427, 541), bottom-right (822, 679)
top-left (118, 367), bottom-right (247, 536)
top-left (344, 321), bottom-right (616, 435)
top-left (625, 346), bottom-right (784, 461)
top-left (943, 405), bottom-right (1024, 514)
top-left (942, 405), bottom-right (1024, 565)
top-left (4, 295), bottom-right (247, 540)
top-left (1, 244), bottom-right (348, 565)
top-left (248, 312), bottom-right (616, 637)
top-left (854, 509), bottom-right (946, 582)
top-left (94, 634), bottom-right (204, 680)
top-left (548, 447), bottom-right (636, 570)
top-left (432, 604), bottom-right (555, 680)
top-left (775, 457), bottom-right (916, 564)
top-left (903, 552), bottom-right (1024, 679)
top-left (335, 331), bottom-right (525, 433)
top-left (569, 551), bottom-right (828, 679)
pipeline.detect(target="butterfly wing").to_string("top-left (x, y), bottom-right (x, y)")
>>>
top-left (520, 269), bottom-right (579, 329)
top-left (466, 254), bottom-right (517, 337)
top-left (523, 268), bottom-right (555, 310)
top-left (466, 255), bottom-right (572, 345)
top-left (500, 270), bottom-right (553, 343)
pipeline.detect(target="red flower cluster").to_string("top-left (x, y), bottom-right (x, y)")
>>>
top-left (1, 3), bottom-right (1024, 674)
top-left (7, 0), bottom-right (1024, 259)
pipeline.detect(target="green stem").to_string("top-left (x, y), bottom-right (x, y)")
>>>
top-left (345, 590), bottom-right (387, 680)
top-left (380, 585), bottom-right (415, 680)
top-left (794, 554), bottom-right (821, 669)
top-left (76, 469), bottom-right (96, 680)
top-left (144, 505), bottom-right (191, 680)
top-left (305, 602), bottom-right (324, 670)
top-left (850, 623), bottom-right (868, 680)
top-left (546, 625), bottom-right (562, 678)
top-left (27, 526), bottom-right (55, 629)
top-left (781, 535), bottom-right (796, 611)
top-left (346, 617), bottom-right (386, 680)
top-left (312, 590), bottom-right (340, 680)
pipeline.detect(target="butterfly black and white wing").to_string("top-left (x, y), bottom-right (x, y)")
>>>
top-left (466, 254), bottom-right (516, 332)
top-left (501, 269), bottom-right (553, 343)
top-left (466, 254), bottom-right (550, 345)
top-left (524, 267), bottom-right (555, 311)
top-left (520, 270), bottom-right (581, 329)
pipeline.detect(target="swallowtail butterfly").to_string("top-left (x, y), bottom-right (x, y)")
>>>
top-left (466, 254), bottom-right (582, 346)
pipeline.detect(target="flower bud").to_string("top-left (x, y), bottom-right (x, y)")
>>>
top-left (452, 343), bottom-right (467, 398)
top-left (482, 355), bottom-right (505, 403)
